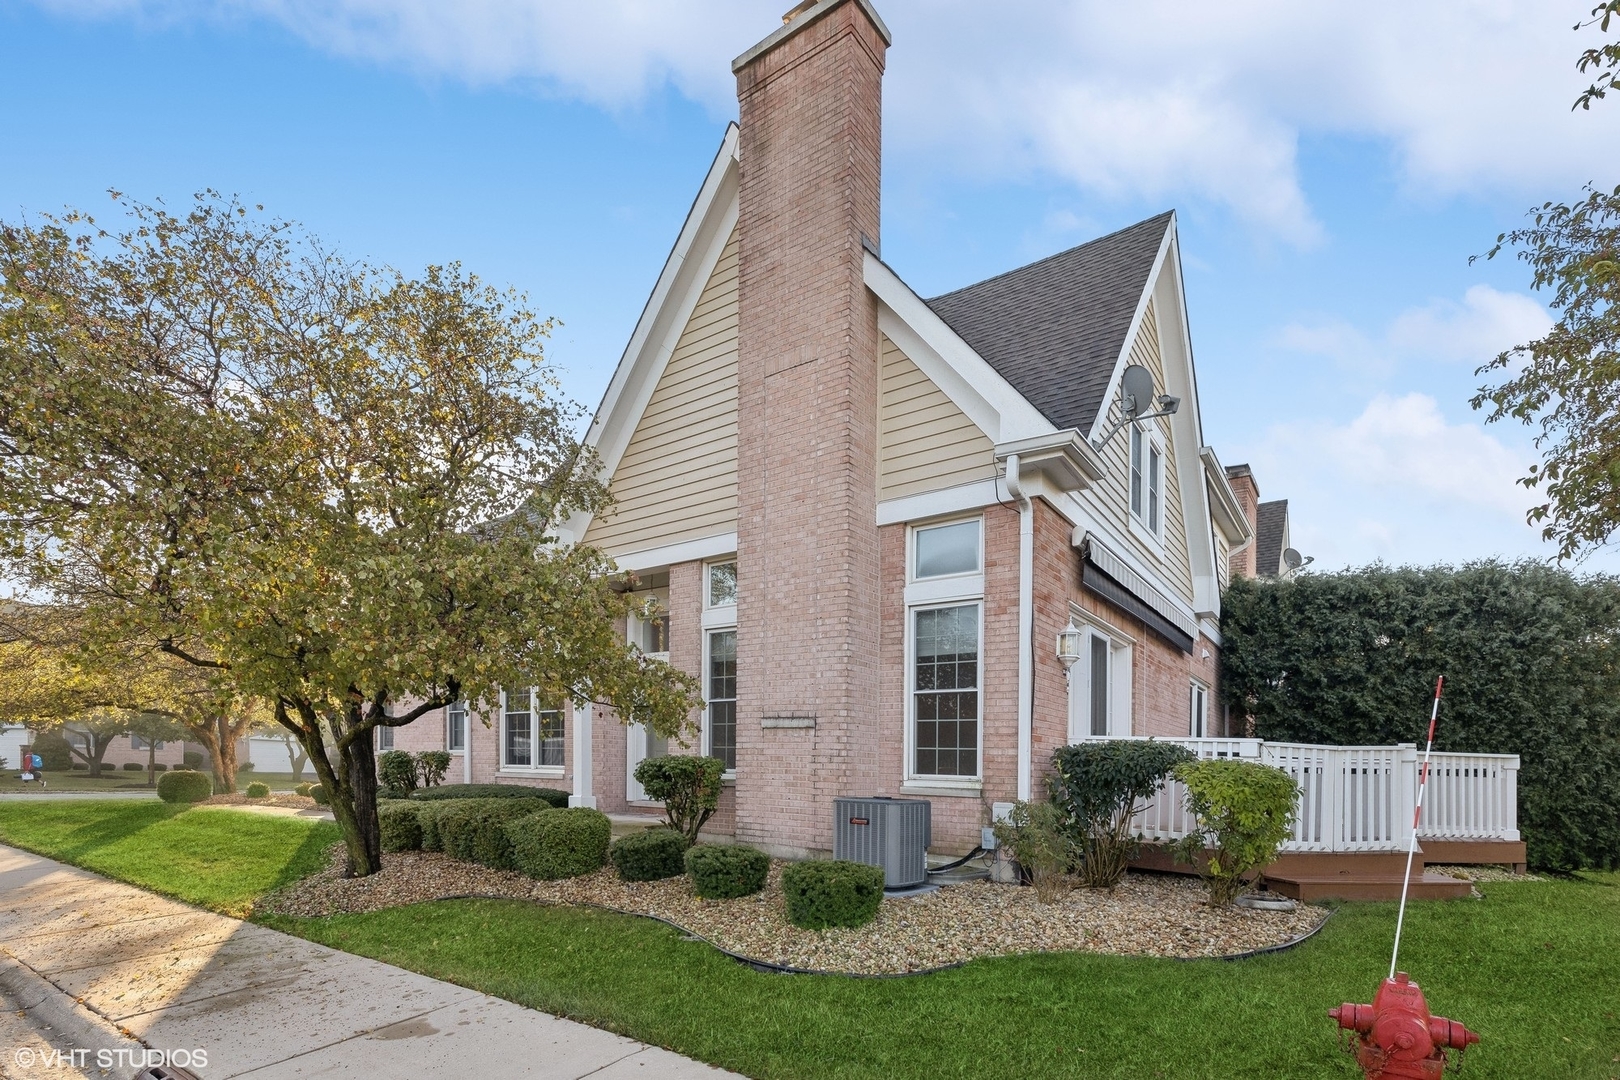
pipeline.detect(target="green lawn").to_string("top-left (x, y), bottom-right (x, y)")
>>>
top-left (0, 800), bottom-right (338, 916)
top-left (0, 800), bottom-right (1613, 1078)
top-left (0, 771), bottom-right (158, 793)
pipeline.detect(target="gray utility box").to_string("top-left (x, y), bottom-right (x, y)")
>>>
top-left (833, 796), bottom-right (932, 889)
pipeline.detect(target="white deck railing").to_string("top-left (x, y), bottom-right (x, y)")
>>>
top-left (1084, 736), bottom-right (1520, 853)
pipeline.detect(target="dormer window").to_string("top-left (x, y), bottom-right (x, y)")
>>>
top-left (1130, 425), bottom-right (1163, 536)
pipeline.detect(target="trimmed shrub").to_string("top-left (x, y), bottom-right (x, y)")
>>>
top-left (153, 763), bottom-right (167, 772)
top-left (506, 808), bottom-right (612, 880)
top-left (1173, 759), bottom-right (1300, 907)
top-left (183, 751), bottom-right (204, 770)
top-left (295, 781), bottom-right (314, 797)
top-left (123, 762), bottom-right (143, 771)
top-left (238, 762), bottom-right (255, 773)
top-left (1222, 563), bottom-right (1620, 871)
top-left (378, 750), bottom-right (418, 795)
top-left (1049, 739), bottom-right (1196, 888)
top-left (633, 756), bottom-right (725, 843)
top-left (379, 786), bottom-right (412, 801)
top-left (408, 784), bottom-right (569, 807)
top-left (781, 860), bottom-right (885, 930)
top-left (435, 799), bottom-right (539, 870)
top-left (309, 784), bottom-right (330, 806)
top-left (417, 801), bottom-right (452, 852)
top-left (415, 751), bottom-right (452, 789)
top-left (31, 732), bottom-right (74, 771)
top-left (71, 762), bottom-right (88, 771)
top-left (609, 828), bottom-right (688, 882)
top-left (991, 800), bottom-right (1074, 903)
top-left (245, 781), bottom-right (270, 798)
top-left (157, 770), bottom-right (213, 804)
top-left (686, 844), bottom-right (770, 899)
top-left (379, 802), bottom-right (424, 853)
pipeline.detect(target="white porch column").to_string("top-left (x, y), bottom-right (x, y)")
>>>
top-left (570, 701), bottom-right (596, 808)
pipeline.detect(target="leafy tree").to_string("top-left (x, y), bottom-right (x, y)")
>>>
top-left (0, 194), bottom-right (701, 876)
top-left (1575, 1), bottom-right (1620, 111)
top-left (125, 711), bottom-right (188, 787)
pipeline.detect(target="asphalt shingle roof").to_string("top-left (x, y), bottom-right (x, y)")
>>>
top-left (924, 212), bottom-right (1173, 433)
top-left (1255, 499), bottom-right (1289, 576)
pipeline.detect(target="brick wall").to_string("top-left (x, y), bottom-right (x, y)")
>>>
top-left (1226, 466), bottom-right (1259, 579)
top-left (731, 1), bottom-right (889, 855)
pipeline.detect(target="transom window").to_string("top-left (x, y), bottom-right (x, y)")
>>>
top-left (502, 687), bottom-right (564, 769)
top-left (707, 561), bottom-right (737, 607)
top-left (446, 701), bottom-right (466, 752)
top-left (707, 630), bottom-right (737, 771)
top-left (912, 603), bottom-right (980, 777)
top-left (912, 519), bottom-right (981, 579)
top-left (1130, 426), bottom-right (1163, 536)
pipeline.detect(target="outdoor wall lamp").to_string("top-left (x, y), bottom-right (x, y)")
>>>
top-left (1056, 620), bottom-right (1084, 669)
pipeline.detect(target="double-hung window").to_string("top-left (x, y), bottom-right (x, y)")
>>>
top-left (703, 561), bottom-right (739, 772)
top-left (1130, 425), bottom-right (1164, 537)
top-left (446, 701), bottom-right (466, 752)
top-left (377, 723), bottom-right (395, 751)
top-left (907, 519), bottom-right (983, 782)
top-left (1067, 614), bottom-right (1133, 740)
top-left (502, 687), bottom-right (564, 770)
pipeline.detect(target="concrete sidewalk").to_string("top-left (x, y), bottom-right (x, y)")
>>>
top-left (0, 846), bottom-right (741, 1079)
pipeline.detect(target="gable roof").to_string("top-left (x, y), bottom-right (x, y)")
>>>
top-left (924, 211), bottom-right (1174, 434)
top-left (1255, 499), bottom-right (1289, 576)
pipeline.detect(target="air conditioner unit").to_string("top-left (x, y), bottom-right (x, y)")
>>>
top-left (833, 796), bottom-right (931, 889)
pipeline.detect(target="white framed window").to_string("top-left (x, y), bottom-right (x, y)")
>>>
top-left (911, 518), bottom-right (982, 581)
top-left (446, 701), bottom-right (466, 752)
top-left (377, 724), bottom-right (395, 751)
top-left (1189, 680), bottom-right (1209, 738)
top-left (1130, 425), bottom-right (1164, 537)
top-left (501, 687), bottom-right (564, 771)
top-left (130, 735), bottom-right (164, 751)
top-left (706, 561), bottom-right (737, 608)
top-left (706, 629), bottom-right (737, 772)
top-left (909, 601), bottom-right (982, 779)
top-left (1067, 612), bottom-right (1133, 740)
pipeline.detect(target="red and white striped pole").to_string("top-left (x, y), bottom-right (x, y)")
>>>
top-left (1390, 675), bottom-right (1444, 980)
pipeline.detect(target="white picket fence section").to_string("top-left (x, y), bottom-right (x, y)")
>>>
top-left (1094, 736), bottom-right (1519, 853)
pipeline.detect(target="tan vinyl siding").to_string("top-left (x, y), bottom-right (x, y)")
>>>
top-left (878, 335), bottom-right (997, 500)
top-left (1075, 302), bottom-right (1196, 603)
top-left (585, 228), bottom-right (739, 556)
top-left (1212, 509), bottom-right (1231, 592)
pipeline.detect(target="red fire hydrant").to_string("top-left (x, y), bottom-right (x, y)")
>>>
top-left (1329, 972), bottom-right (1479, 1079)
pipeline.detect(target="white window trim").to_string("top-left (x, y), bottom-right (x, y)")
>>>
top-left (704, 558), bottom-right (738, 611)
top-left (1190, 679), bottom-right (1210, 738)
top-left (1128, 423), bottom-right (1168, 554)
top-left (1066, 605), bottom-right (1134, 741)
top-left (702, 627), bottom-right (739, 779)
top-left (497, 687), bottom-right (567, 778)
top-left (907, 516), bottom-right (985, 584)
top-left (628, 588), bottom-right (671, 658)
top-left (446, 701), bottom-right (467, 754)
top-left (904, 598), bottom-right (985, 784)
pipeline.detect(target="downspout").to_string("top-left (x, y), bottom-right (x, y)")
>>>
top-left (1004, 455), bottom-right (1035, 803)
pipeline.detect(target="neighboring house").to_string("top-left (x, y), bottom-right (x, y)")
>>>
top-left (1224, 464), bottom-right (1293, 579)
top-left (393, 0), bottom-right (1281, 856)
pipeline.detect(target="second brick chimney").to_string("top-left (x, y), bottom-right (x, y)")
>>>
top-left (732, 0), bottom-right (890, 852)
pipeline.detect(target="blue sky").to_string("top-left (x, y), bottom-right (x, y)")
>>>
top-left (5, 0), bottom-right (1619, 570)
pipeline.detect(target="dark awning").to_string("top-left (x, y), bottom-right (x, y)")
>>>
top-left (1078, 536), bottom-right (1196, 653)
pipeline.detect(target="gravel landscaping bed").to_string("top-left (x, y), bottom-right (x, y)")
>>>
top-left (261, 848), bottom-right (1329, 975)
top-left (1430, 864), bottom-right (1540, 883)
top-left (203, 793), bottom-right (318, 810)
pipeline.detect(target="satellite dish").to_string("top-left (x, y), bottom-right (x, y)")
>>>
top-left (1120, 364), bottom-right (1156, 419)
top-left (1283, 548), bottom-right (1303, 570)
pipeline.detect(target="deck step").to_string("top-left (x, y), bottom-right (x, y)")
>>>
top-left (1265, 872), bottom-right (1472, 902)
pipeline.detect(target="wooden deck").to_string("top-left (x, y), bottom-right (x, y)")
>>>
top-left (1132, 840), bottom-right (1528, 901)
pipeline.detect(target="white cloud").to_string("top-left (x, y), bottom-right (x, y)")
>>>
top-left (31, 0), bottom-right (1620, 243)
top-left (1247, 392), bottom-right (1550, 567)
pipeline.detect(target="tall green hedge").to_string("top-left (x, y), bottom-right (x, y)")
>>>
top-left (1220, 562), bottom-right (1620, 870)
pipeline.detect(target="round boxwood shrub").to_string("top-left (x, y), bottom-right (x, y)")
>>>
top-left (379, 801), bottom-right (424, 853)
top-left (780, 860), bottom-right (885, 930)
top-left (157, 769), bottom-right (213, 804)
top-left (244, 781), bottom-right (270, 798)
top-left (182, 751), bottom-right (204, 770)
top-left (686, 844), bottom-right (770, 899)
top-left (609, 828), bottom-right (688, 882)
top-left (153, 763), bottom-right (167, 773)
top-left (71, 762), bottom-right (88, 771)
top-left (309, 784), bottom-right (330, 806)
top-left (295, 782), bottom-right (313, 797)
top-left (408, 784), bottom-right (569, 808)
top-left (506, 808), bottom-right (612, 880)
top-left (122, 762), bottom-right (143, 771)
top-left (417, 801), bottom-right (451, 852)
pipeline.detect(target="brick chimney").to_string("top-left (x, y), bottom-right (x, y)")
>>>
top-left (1225, 464), bottom-right (1260, 578)
top-left (731, 0), bottom-right (890, 853)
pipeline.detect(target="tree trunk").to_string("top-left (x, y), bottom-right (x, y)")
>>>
top-left (146, 739), bottom-right (156, 787)
top-left (342, 729), bottom-right (383, 876)
top-left (211, 718), bottom-right (239, 794)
